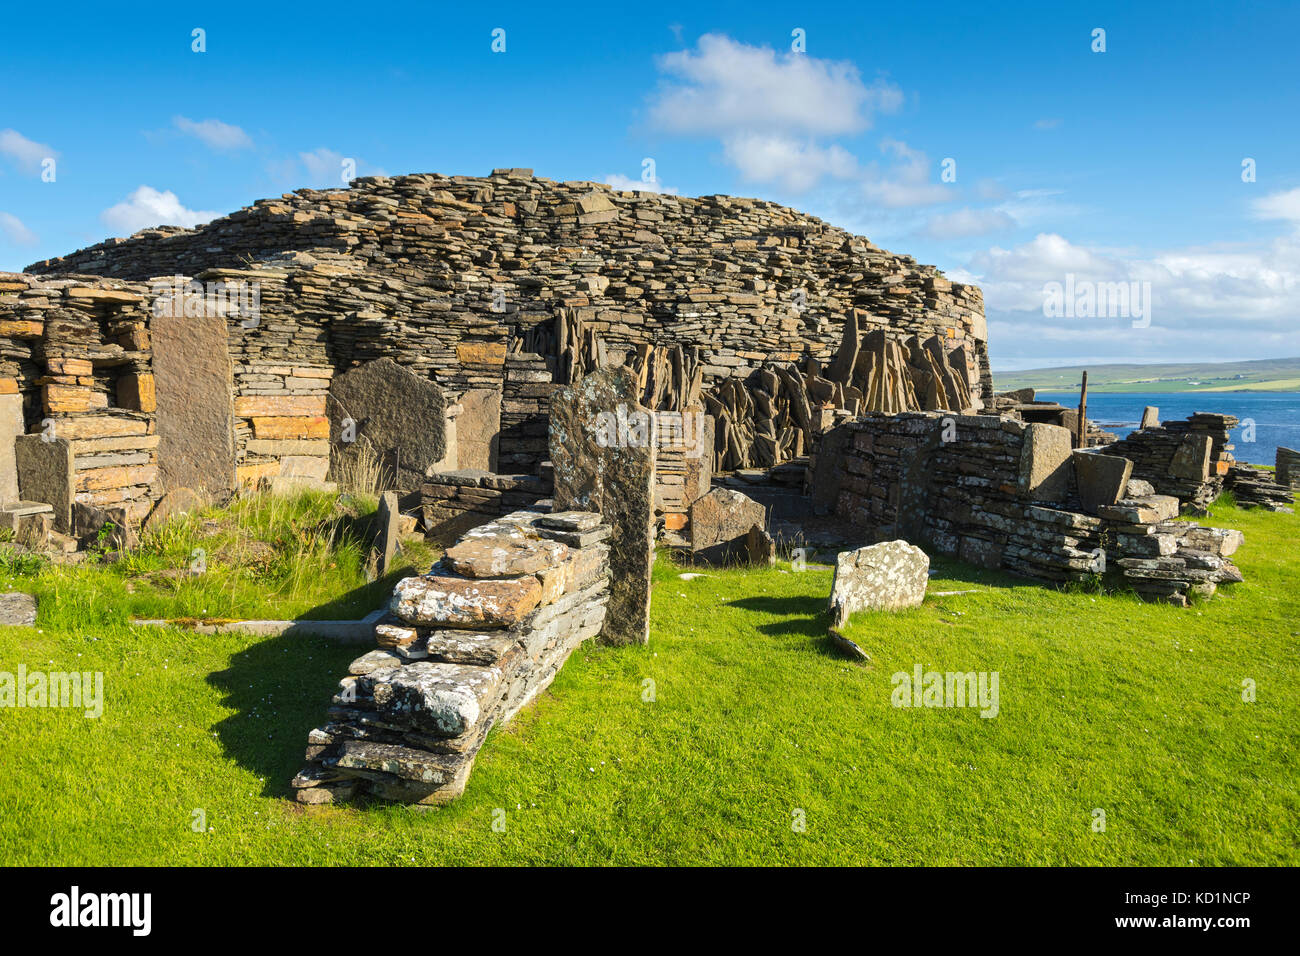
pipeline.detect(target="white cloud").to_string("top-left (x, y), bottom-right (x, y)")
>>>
top-left (921, 207), bottom-right (1016, 239)
top-left (958, 229), bottom-right (1300, 365)
top-left (0, 212), bottom-right (37, 245)
top-left (173, 116), bottom-right (253, 150)
top-left (101, 186), bottom-right (219, 235)
top-left (650, 34), bottom-right (900, 138)
top-left (1033, 118), bottom-right (1062, 130)
top-left (1253, 186), bottom-right (1300, 224)
top-left (0, 129), bottom-right (57, 174)
top-left (604, 173), bottom-right (679, 194)
top-left (860, 138), bottom-right (952, 208)
top-left (722, 134), bottom-right (858, 192)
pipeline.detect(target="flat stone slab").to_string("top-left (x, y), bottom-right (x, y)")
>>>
top-left (1098, 494), bottom-right (1180, 524)
top-left (348, 649), bottom-right (403, 675)
top-left (391, 572), bottom-right (542, 628)
top-left (329, 357), bottom-right (448, 490)
top-left (1169, 433), bottom-right (1212, 480)
top-left (536, 510), bottom-right (603, 532)
top-left (370, 660), bottom-right (504, 738)
top-left (444, 534), bottom-right (568, 578)
top-left (828, 540), bottom-right (929, 629)
top-left (327, 739), bottom-right (466, 785)
top-left (0, 591), bottom-right (37, 627)
top-left (1018, 423), bottom-right (1072, 503)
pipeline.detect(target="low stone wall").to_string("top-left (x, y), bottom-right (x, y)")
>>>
top-left (420, 468), bottom-right (552, 542)
top-left (293, 508), bottom-right (611, 805)
top-left (815, 411), bottom-right (1245, 604)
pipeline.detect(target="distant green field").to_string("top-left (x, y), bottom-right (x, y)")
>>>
top-left (995, 357), bottom-right (1300, 394)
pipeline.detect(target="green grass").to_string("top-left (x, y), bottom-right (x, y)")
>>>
top-left (0, 495), bottom-right (1295, 865)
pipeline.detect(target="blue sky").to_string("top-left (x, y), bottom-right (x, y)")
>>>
top-left (2, 0), bottom-right (1298, 369)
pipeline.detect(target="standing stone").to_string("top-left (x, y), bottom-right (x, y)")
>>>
top-left (1139, 406), bottom-right (1160, 429)
top-left (1072, 450), bottom-right (1133, 514)
top-left (153, 300), bottom-right (236, 496)
top-left (1169, 433), bottom-right (1212, 480)
top-left (456, 389), bottom-right (502, 471)
top-left (828, 539), bottom-right (930, 629)
top-left (0, 393), bottom-right (24, 505)
top-left (328, 357), bottom-right (447, 491)
top-left (374, 490), bottom-right (400, 577)
top-left (15, 435), bottom-right (74, 533)
top-left (549, 367), bottom-right (655, 646)
top-left (1277, 446), bottom-right (1300, 489)
top-left (1018, 423), bottom-right (1073, 503)
top-left (688, 486), bottom-right (767, 564)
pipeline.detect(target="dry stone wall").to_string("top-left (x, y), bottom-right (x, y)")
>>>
top-left (815, 412), bottom-right (1246, 605)
top-left (293, 507), bottom-right (610, 805)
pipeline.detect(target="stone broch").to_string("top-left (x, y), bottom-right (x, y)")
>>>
top-left (549, 367), bottom-right (655, 646)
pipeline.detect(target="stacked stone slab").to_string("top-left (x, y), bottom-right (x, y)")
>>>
top-left (1104, 413), bottom-right (1236, 511)
top-left (1224, 462), bottom-right (1295, 511)
top-left (816, 412), bottom-right (1246, 604)
top-left (0, 274), bottom-right (160, 526)
top-left (1099, 494), bottom-right (1245, 604)
top-left (421, 468), bottom-right (552, 542)
top-left (293, 508), bottom-right (610, 805)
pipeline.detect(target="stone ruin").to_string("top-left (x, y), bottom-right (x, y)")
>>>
top-left (3, 167), bottom-right (1291, 804)
top-left (6, 168), bottom-right (987, 545)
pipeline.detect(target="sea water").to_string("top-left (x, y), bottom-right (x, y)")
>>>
top-left (1037, 391), bottom-right (1300, 467)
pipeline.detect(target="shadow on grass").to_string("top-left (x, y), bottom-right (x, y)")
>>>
top-left (204, 573), bottom-right (409, 798)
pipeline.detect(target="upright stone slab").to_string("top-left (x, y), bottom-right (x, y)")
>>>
top-left (549, 367), bottom-right (654, 646)
top-left (456, 388), bottom-right (501, 471)
top-left (0, 393), bottom-right (24, 505)
top-left (153, 299), bottom-right (237, 496)
top-left (1277, 446), bottom-right (1300, 489)
top-left (1072, 450), bottom-right (1133, 514)
top-left (15, 435), bottom-right (74, 532)
top-left (828, 539), bottom-right (929, 629)
top-left (1169, 433), bottom-right (1212, 481)
top-left (328, 357), bottom-right (447, 491)
top-left (1139, 406), bottom-right (1160, 429)
top-left (688, 486), bottom-right (767, 565)
top-left (1018, 423), bottom-right (1073, 503)
top-left (374, 490), bottom-right (400, 577)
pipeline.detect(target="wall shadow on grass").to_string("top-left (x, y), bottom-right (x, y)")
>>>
top-left (204, 573), bottom-right (408, 797)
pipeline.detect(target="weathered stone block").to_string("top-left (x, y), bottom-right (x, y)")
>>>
top-left (828, 539), bottom-right (930, 629)
top-left (1072, 450), bottom-right (1132, 514)
top-left (1018, 423), bottom-right (1073, 502)
top-left (391, 572), bottom-right (542, 628)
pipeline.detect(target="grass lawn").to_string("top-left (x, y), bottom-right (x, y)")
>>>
top-left (0, 492), bottom-right (1295, 865)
